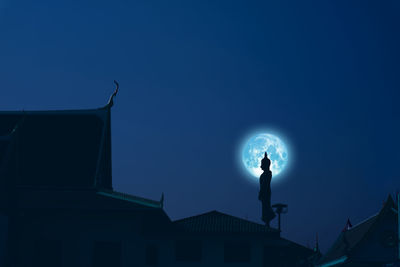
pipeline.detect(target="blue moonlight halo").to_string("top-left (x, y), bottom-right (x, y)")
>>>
top-left (241, 133), bottom-right (289, 180)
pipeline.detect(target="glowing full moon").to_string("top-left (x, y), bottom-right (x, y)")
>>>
top-left (242, 133), bottom-right (289, 179)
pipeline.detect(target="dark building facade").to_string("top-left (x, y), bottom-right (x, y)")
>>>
top-left (0, 101), bottom-right (312, 267)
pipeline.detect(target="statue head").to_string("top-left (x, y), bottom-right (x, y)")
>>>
top-left (261, 152), bottom-right (271, 171)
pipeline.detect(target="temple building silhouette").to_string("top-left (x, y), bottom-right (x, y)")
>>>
top-left (0, 96), bottom-right (313, 266)
top-left (316, 195), bottom-right (399, 267)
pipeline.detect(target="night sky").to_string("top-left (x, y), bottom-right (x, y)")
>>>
top-left (1, 0), bottom-right (399, 252)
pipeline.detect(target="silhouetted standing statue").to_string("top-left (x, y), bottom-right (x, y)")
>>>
top-left (258, 152), bottom-right (276, 227)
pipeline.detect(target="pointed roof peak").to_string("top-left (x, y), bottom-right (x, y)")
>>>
top-left (386, 194), bottom-right (394, 204)
top-left (380, 194), bottom-right (396, 212)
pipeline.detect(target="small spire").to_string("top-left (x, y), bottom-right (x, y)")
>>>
top-left (107, 80), bottom-right (119, 107)
top-left (160, 192), bottom-right (164, 208)
top-left (314, 232), bottom-right (319, 252)
top-left (342, 218), bottom-right (352, 232)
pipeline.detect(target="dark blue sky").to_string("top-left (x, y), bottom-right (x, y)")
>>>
top-left (1, 0), bottom-right (399, 251)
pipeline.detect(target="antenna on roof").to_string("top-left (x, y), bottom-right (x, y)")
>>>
top-left (107, 80), bottom-right (119, 107)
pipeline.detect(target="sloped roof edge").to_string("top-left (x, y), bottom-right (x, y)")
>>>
top-left (97, 190), bottom-right (163, 209)
top-left (173, 210), bottom-right (279, 233)
top-left (318, 195), bottom-right (397, 266)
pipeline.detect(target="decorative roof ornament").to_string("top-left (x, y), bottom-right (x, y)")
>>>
top-left (314, 232), bottom-right (320, 252)
top-left (107, 80), bottom-right (119, 107)
top-left (160, 192), bottom-right (164, 208)
top-left (342, 218), bottom-right (353, 232)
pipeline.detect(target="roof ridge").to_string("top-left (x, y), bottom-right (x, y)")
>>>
top-left (109, 189), bottom-right (160, 201)
top-left (173, 210), bottom-right (220, 223)
top-left (347, 196), bottom-right (394, 231)
top-left (348, 212), bottom-right (379, 230)
top-left (97, 190), bottom-right (162, 209)
top-left (348, 196), bottom-right (396, 255)
top-left (319, 198), bottom-right (395, 266)
top-left (211, 211), bottom-right (266, 226)
top-left (173, 210), bottom-right (274, 228)
top-left (347, 216), bottom-right (378, 249)
top-left (173, 210), bottom-right (279, 234)
top-left (318, 231), bottom-right (345, 264)
top-left (319, 213), bottom-right (380, 265)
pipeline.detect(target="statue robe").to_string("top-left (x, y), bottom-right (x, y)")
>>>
top-left (258, 170), bottom-right (275, 226)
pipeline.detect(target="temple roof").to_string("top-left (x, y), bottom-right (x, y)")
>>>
top-left (317, 214), bottom-right (379, 266)
top-left (317, 195), bottom-right (398, 267)
top-left (173, 210), bottom-right (279, 235)
top-left (0, 89), bottom-right (167, 217)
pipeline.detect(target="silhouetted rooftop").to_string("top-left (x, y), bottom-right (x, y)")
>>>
top-left (317, 195), bottom-right (398, 266)
top-left (97, 190), bottom-right (162, 209)
top-left (0, 188), bottom-right (163, 214)
top-left (173, 210), bottom-right (279, 235)
top-left (318, 214), bottom-right (379, 265)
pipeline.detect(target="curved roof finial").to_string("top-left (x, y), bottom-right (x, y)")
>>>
top-left (107, 80), bottom-right (119, 107)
